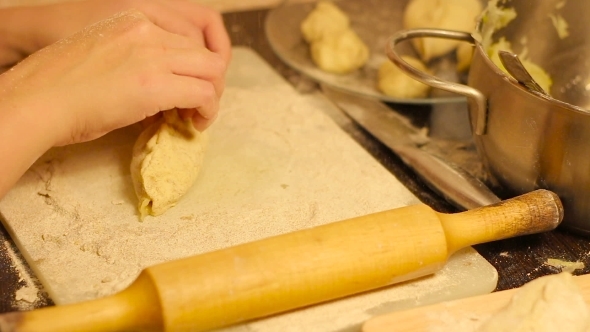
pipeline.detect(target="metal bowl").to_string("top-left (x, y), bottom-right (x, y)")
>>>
top-left (387, 0), bottom-right (590, 235)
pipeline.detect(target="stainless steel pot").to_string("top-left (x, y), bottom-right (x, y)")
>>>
top-left (387, 0), bottom-right (590, 235)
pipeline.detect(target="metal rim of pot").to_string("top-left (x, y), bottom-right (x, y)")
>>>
top-left (385, 27), bottom-right (589, 137)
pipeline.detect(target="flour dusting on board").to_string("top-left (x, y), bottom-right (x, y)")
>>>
top-left (0, 48), bottom-right (496, 331)
top-left (1, 240), bottom-right (48, 310)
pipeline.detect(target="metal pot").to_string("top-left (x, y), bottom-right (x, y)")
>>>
top-left (387, 0), bottom-right (590, 235)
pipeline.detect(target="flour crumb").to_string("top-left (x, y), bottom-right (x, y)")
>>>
top-left (15, 286), bottom-right (38, 303)
top-left (3, 240), bottom-right (44, 309)
top-left (545, 258), bottom-right (585, 273)
top-left (111, 200), bottom-right (124, 205)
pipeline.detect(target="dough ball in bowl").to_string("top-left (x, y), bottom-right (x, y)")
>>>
top-left (377, 56), bottom-right (431, 99)
top-left (403, 0), bottom-right (482, 61)
top-left (310, 29), bottom-right (369, 74)
top-left (300, 1), bottom-right (350, 43)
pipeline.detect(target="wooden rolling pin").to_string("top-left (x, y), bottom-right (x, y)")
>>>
top-left (0, 189), bottom-right (563, 332)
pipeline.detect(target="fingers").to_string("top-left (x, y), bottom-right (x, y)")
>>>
top-left (149, 75), bottom-right (219, 131)
top-left (138, 0), bottom-right (232, 64)
top-left (178, 108), bottom-right (218, 132)
top-left (165, 47), bottom-right (226, 98)
top-left (109, 16), bottom-right (224, 130)
top-left (142, 7), bottom-right (207, 47)
top-left (191, 7), bottom-right (232, 64)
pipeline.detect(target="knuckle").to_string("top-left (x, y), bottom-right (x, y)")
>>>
top-left (211, 54), bottom-right (227, 74)
top-left (131, 18), bottom-right (154, 37)
top-left (200, 83), bottom-right (217, 101)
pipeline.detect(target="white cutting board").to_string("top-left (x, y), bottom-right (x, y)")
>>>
top-left (0, 47), bottom-right (497, 331)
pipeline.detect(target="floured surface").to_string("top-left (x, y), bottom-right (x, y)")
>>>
top-left (0, 47), bottom-right (496, 330)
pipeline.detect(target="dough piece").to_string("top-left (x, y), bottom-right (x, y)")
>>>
top-left (300, 1), bottom-right (350, 43)
top-left (477, 272), bottom-right (590, 332)
top-left (310, 29), bottom-right (369, 74)
top-left (456, 42), bottom-right (474, 72)
top-left (403, 0), bottom-right (483, 61)
top-left (130, 110), bottom-right (208, 219)
top-left (301, 1), bottom-right (369, 74)
top-left (377, 56), bottom-right (430, 98)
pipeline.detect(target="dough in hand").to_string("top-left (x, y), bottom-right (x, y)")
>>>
top-left (300, 1), bottom-right (350, 43)
top-left (403, 0), bottom-right (482, 61)
top-left (377, 56), bottom-right (431, 98)
top-left (477, 272), bottom-right (590, 332)
top-left (301, 1), bottom-right (369, 74)
top-left (130, 110), bottom-right (208, 219)
top-left (310, 29), bottom-right (369, 74)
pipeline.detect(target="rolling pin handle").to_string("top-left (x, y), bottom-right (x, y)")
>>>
top-left (440, 189), bottom-right (564, 253)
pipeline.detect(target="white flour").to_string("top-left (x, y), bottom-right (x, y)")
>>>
top-left (2, 240), bottom-right (42, 310)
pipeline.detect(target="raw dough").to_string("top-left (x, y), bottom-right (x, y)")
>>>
top-left (130, 110), bottom-right (208, 219)
top-left (300, 1), bottom-right (349, 43)
top-left (403, 0), bottom-right (483, 62)
top-left (310, 29), bottom-right (369, 74)
top-left (377, 57), bottom-right (431, 98)
top-left (477, 272), bottom-right (590, 332)
top-left (456, 42), bottom-right (474, 72)
top-left (301, 1), bottom-right (369, 74)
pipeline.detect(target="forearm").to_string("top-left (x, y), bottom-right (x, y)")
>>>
top-left (0, 97), bottom-right (57, 199)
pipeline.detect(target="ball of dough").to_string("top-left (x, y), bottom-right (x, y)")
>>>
top-left (300, 1), bottom-right (350, 43)
top-left (456, 42), bottom-right (474, 72)
top-left (403, 0), bottom-right (483, 61)
top-left (477, 272), bottom-right (590, 332)
top-left (310, 29), bottom-right (369, 74)
top-left (130, 110), bottom-right (208, 219)
top-left (377, 56), bottom-right (431, 98)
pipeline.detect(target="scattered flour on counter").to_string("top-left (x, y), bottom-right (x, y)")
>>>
top-left (545, 258), bottom-right (585, 273)
top-left (15, 286), bottom-right (38, 303)
top-left (3, 240), bottom-right (41, 310)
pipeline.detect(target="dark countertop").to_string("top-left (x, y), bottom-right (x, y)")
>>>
top-left (1, 7), bottom-right (589, 315)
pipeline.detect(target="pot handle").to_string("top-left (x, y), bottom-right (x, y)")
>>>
top-left (386, 29), bottom-right (488, 135)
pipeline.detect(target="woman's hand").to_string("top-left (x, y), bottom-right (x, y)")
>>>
top-left (0, 10), bottom-right (226, 147)
top-left (0, 0), bottom-right (231, 70)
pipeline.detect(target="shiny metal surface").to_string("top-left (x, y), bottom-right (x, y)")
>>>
top-left (322, 86), bottom-right (500, 210)
top-left (498, 50), bottom-right (547, 95)
top-left (386, 29), bottom-right (487, 134)
top-left (386, 0), bottom-right (590, 235)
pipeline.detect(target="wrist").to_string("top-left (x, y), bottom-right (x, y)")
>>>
top-left (0, 95), bottom-right (60, 198)
top-left (0, 82), bottom-right (64, 149)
